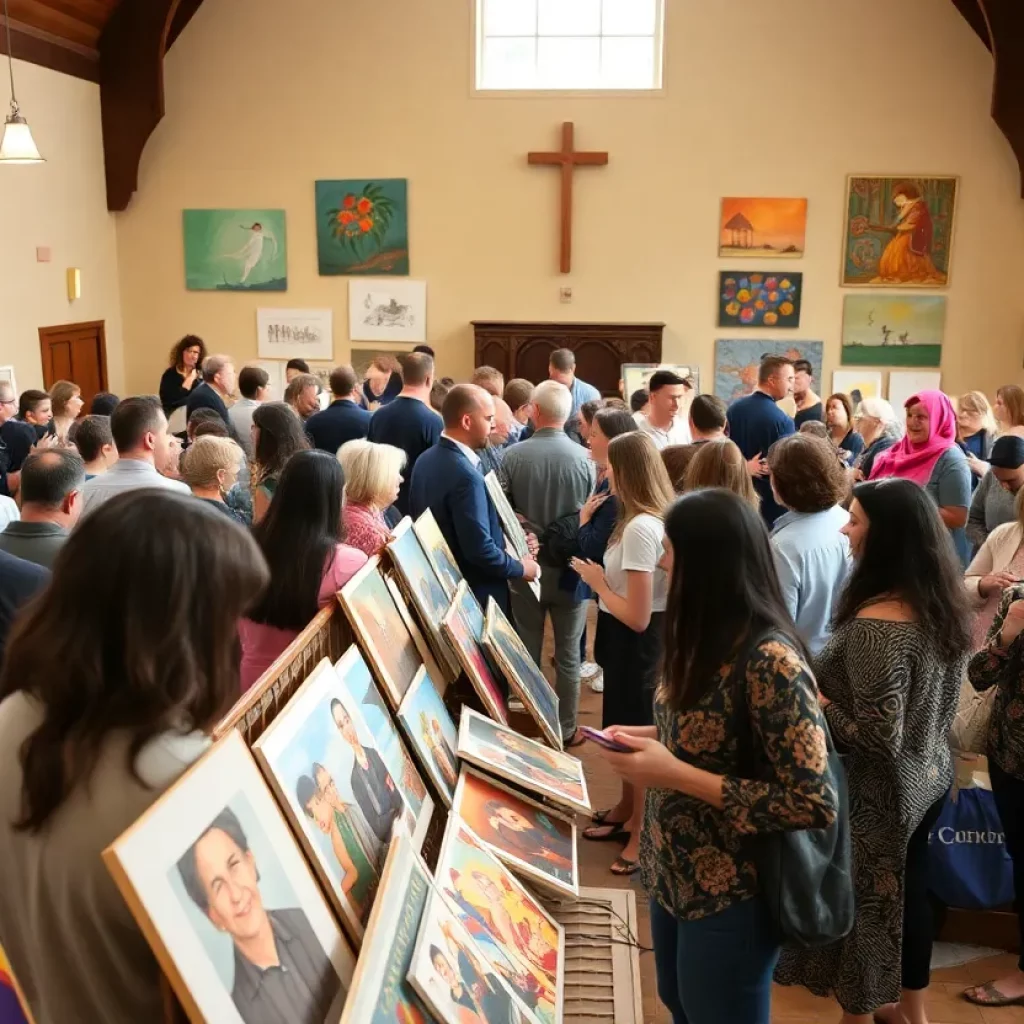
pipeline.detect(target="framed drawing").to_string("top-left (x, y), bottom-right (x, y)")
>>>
top-left (338, 833), bottom-right (434, 1024)
top-left (413, 509), bottom-right (463, 599)
top-left (349, 279), bottom-right (427, 344)
top-left (841, 294), bottom-right (945, 368)
top-left (621, 364), bottom-right (700, 401)
top-left (719, 197), bottom-right (807, 259)
top-left (717, 271), bottom-right (802, 329)
top-left (334, 646), bottom-right (431, 824)
top-left (483, 597), bottom-right (561, 750)
top-left (337, 557), bottom-right (423, 708)
top-left (831, 371), bottom-right (883, 410)
top-left (714, 340), bottom-right (824, 403)
top-left (457, 708), bottom-right (590, 816)
top-left (256, 308), bottom-right (333, 361)
top-left (386, 518), bottom-right (461, 678)
top-left (396, 666), bottom-right (459, 806)
top-left (452, 767), bottom-right (578, 898)
top-left (441, 582), bottom-right (508, 725)
top-left (436, 820), bottom-right (565, 1024)
top-left (888, 370), bottom-right (942, 412)
top-left (841, 175), bottom-right (958, 287)
top-left (103, 731), bottom-right (355, 1024)
top-left (483, 471), bottom-right (529, 560)
top-left (315, 178), bottom-right (409, 277)
top-left (183, 209), bottom-right (287, 292)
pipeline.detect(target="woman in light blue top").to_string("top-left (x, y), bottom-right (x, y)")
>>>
top-left (768, 433), bottom-right (851, 655)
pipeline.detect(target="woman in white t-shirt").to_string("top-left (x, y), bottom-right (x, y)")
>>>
top-left (572, 431), bottom-right (675, 875)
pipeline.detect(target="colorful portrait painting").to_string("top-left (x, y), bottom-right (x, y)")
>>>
top-left (717, 271), bottom-right (803, 329)
top-left (104, 732), bottom-right (355, 1024)
top-left (842, 175), bottom-right (957, 287)
top-left (436, 821), bottom-right (564, 1024)
top-left (452, 768), bottom-right (578, 898)
top-left (483, 598), bottom-right (561, 750)
top-left (396, 667), bottom-right (460, 806)
top-left (457, 708), bottom-right (590, 816)
top-left (719, 197), bottom-right (807, 259)
top-left (183, 209), bottom-right (287, 291)
top-left (339, 835), bottom-right (433, 1024)
top-left (408, 889), bottom-right (541, 1024)
top-left (315, 179), bottom-right (409, 277)
top-left (442, 583), bottom-right (508, 725)
top-left (338, 558), bottom-right (423, 709)
top-left (841, 295), bottom-right (946, 368)
top-left (413, 510), bottom-right (463, 599)
top-left (714, 340), bottom-right (824, 403)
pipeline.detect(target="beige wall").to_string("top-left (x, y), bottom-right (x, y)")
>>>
top-left (116, 0), bottom-right (1024, 398)
top-left (0, 59), bottom-right (123, 392)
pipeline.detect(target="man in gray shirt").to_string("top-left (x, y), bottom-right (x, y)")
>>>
top-left (0, 449), bottom-right (84, 569)
top-left (501, 380), bottom-right (595, 745)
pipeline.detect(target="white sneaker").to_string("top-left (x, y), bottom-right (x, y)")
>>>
top-left (580, 661), bottom-right (600, 681)
top-left (588, 671), bottom-right (604, 693)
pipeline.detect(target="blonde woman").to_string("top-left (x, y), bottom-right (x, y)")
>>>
top-left (48, 380), bottom-right (83, 446)
top-left (339, 439), bottom-right (406, 556)
top-left (181, 436), bottom-right (247, 524)
top-left (958, 390), bottom-right (997, 479)
top-left (572, 431), bottom-right (675, 876)
top-left (684, 438), bottom-right (760, 510)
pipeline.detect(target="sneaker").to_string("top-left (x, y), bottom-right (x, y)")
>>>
top-left (580, 661), bottom-right (601, 681)
top-left (588, 671), bottom-right (604, 694)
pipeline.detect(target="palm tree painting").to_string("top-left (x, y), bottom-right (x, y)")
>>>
top-left (315, 179), bottom-right (410, 276)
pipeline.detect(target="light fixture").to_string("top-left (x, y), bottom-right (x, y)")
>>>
top-left (0, 0), bottom-right (44, 164)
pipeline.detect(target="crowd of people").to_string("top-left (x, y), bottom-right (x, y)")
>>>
top-left (0, 341), bottom-right (1023, 1024)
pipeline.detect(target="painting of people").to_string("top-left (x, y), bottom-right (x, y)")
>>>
top-left (718, 271), bottom-right (803, 329)
top-left (442, 583), bottom-right (508, 724)
top-left (842, 175), bottom-right (958, 287)
top-left (413, 509), bottom-right (464, 599)
top-left (452, 768), bottom-right (578, 898)
top-left (396, 666), bottom-right (460, 806)
top-left (183, 209), bottom-right (287, 291)
top-left (719, 198), bottom-right (807, 259)
top-left (104, 732), bottom-right (355, 1024)
top-left (714, 340), bottom-right (824, 403)
top-left (841, 295), bottom-right (946, 367)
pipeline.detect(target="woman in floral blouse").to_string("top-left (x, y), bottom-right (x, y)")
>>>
top-left (597, 488), bottom-right (837, 1024)
top-left (338, 439), bottom-right (406, 556)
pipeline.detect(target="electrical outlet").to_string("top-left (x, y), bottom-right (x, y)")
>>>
top-left (559, 286), bottom-right (573, 303)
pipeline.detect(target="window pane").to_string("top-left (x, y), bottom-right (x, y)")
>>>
top-left (602, 0), bottom-right (657, 36)
top-left (600, 36), bottom-right (656, 88)
top-left (537, 36), bottom-right (600, 88)
top-left (483, 0), bottom-right (538, 37)
top-left (538, 0), bottom-right (601, 36)
top-left (480, 37), bottom-right (537, 89)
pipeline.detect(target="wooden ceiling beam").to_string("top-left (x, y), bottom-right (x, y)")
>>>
top-left (951, 0), bottom-right (992, 50)
top-left (0, 14), bottom-right (98, 80)
top-left (6, 0), bottom-right (101, 49)
top-left (977, 0), bottom-right (1024, 196)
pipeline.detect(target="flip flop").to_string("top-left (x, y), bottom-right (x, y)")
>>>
top-left (963, 982), bottom-right (1024, 1007)
top-left (582, 823), bottom-right (630, 843)
top-left (610, 856), bottom-right (639, 876)
top-left (591, 807), bottom-right (617, 825)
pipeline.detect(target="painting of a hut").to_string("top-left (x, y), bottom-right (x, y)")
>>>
top-left (719, 198), bottom-right (807, 258)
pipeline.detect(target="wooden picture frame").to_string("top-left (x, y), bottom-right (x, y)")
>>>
top-left (483, 471), bottom-right (529, 560)
top-left (413, 508), bottom-right (463, 599)
top-left (395, 666), bottom-right (460, 807)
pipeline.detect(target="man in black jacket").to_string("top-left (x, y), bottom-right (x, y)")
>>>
top-left (305, 366), bottom-right (371, 454)
top-left (186, 355), bottom-right (236, 427)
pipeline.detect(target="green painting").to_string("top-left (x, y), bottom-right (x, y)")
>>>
top-left (182, 209), bottom-right (287, 291)
top-left (841, 295), bottom-right (946, 367)
top-left (315, 179), bottom-right (409, 276)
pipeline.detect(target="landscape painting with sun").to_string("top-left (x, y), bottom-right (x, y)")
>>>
top-left (719, 197), bottom-right (808, 258)
top-left (841, 295), bottom-right (946, 367)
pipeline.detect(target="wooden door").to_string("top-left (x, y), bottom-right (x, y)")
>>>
top-left (38, 321), bottom-right (108, 409)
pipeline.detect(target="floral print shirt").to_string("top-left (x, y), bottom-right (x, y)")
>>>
top-left (968, 583), bottom-right (1024, 778)
top-left (640, 635), bottom-right (837, 922)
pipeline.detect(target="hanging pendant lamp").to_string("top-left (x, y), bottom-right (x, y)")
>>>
top-left (0, 0), bottom-right (44, 163)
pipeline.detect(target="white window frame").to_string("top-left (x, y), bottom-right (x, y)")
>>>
top-left (472, 0), bottom-right (666, 97)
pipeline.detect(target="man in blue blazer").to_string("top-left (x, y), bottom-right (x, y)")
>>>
top-left (305, 365), bottom-right (372, 455)
top-left (409, 384), bottom-right (539, 616)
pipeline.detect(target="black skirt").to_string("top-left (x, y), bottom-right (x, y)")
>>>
top-left (594, 609), bottom-right (664, 730)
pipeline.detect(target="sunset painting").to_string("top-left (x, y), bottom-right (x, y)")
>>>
top-left (719, 198), bottom-right (808, 259)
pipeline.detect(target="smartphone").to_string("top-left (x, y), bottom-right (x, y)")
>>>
top-left (579, 726), bottom-right (634, 753)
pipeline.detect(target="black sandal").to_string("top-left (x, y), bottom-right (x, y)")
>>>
top-left (583, 823), bottom-right (630, 843)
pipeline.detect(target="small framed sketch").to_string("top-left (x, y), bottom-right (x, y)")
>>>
top-left (103, 730), bottom-right (355, 1024)
top-left (256, 307), bottom-right (334, 361)
top-left (441, 582), bottom-right (508, 725)
top-left (458, 707), bottom-right (590, 816)
top-left (452, 766), bottom-right (579, 898)
top-left (348, 279), bottom-right (427, 343)
top-left (413, 509), bottom-right (463, 599)
top-left (888, 370), bottom-right (942, 412)
top-left (396, 666), bottom-right (460, 806)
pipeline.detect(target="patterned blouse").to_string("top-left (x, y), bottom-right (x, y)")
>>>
top-left (342, 502), bottom-right (391, 557)
top-left (640, 635), bottom-right (837, 922)
top-left (968, 583), bottom-right (1024, 778)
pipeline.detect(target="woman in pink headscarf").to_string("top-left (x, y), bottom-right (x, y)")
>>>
top-left (870, 390), bottom-right (972, 564)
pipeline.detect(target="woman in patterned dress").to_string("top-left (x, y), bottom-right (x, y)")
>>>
top-left (596, 488), bottom-right (837, 1024)
top-left (776, 478), bottom-right (971, 1024)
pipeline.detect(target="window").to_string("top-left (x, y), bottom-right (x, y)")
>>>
top-left (476, 0), bottom-right (664, 92)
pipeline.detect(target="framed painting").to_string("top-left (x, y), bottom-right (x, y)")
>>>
top-left (256, 308), bottom-right (334, 362)
top-left (183, 209), bottom-right (287, 291)
top-left (483, 471), bottom-right (529, 560)
top-left (888, 370), bottom-right (942, 412)
top-left (841, 295), bottom-right (945, 368)
top-left (103, 731), bottom-right (355, 1024)
top-left (408, 888), bottom-right (543, 1024)
top-left (841, 175), bottom-right (958, 288)
top-left (718, 271), bottom-right (802, 329)
top-left (413, 509), bottom-right (463, 599)
top-left (436, 820), bottom-right (565, 1024)
top-left (338, 833), bottom-right (434, 1024)
top-left (719, 197), bottom-right (807, 259)
top-left (714, 340), bottom-right (824, 403)
top-left (483, 597), bottom-right (561, 750)
top-left (831, 370), bottom-right (883, 410)
top-left (349, 279), bottom-right (427, 344)
top-left (457, 708), bottom-right (590, 816)
top-left (383, 574), bottom-right (455, 692)
top-left (621, 364), bottom-right (700, 401)
top-left (315, 179), bottom-right (409, 276)
top-left (386, 518), bottom-right (461, 678)
top-left (396, 666), bottom-right (460, 807)
top-left (441, 582), bottom-right (508, 724)
top-left (452, 767), bottom-right (578, 898)
top-left (334, 646), bottom-right (432, 825)
top-left (337, 557), bottom-right (423, 709)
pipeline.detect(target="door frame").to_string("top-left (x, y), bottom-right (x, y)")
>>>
top-left (37, 320), bottom-right (109, 392)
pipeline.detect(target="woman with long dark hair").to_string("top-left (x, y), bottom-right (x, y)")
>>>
top-left (159, 334), bottom-right (206, 417)
top-left (240, 450), bottom-right (368, 690)
top-left (777, 478), bottom-right (971, 1024)
top-left (596, 488), bottom-right (836, 1023)
top-left (249, 401), bottom-right (309, 523)
top-left (0, 491), bottom-right (268, 1024)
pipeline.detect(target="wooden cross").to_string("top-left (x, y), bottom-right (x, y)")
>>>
top-left (528, 122), bottom-right (609, 274)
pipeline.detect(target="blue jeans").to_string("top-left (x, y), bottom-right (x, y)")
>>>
top-left (650, 897), bottom-right (780, 1024)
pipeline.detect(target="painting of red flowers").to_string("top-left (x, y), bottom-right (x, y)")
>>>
top-left (315, 179), bottom-right (409, 276)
